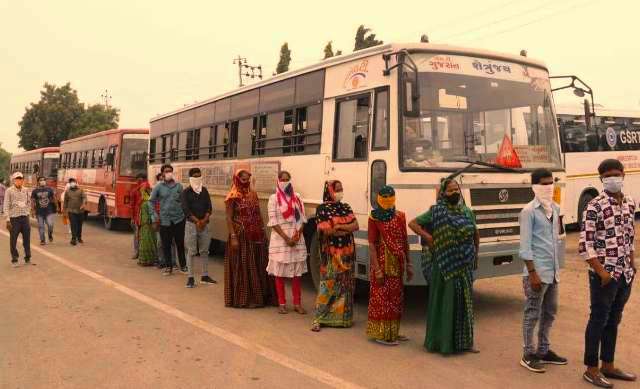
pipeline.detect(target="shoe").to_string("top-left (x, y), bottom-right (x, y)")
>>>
top-left (538, 350), bottom-right (568, 365)
top-left (583, 371), bottom-right (614, 388)
top-left (601, 368), bottom-right (637, 381)
top-left (520, 354), bottom-right (546, 373)
top-left (131, 255), bottom-right (139, 260)
top-left (11, 261), bottom-right (19, 268)
top-left (49, 235), bottom-right (53, 242)
top-left (78, 238), bottom-right (84, 244)
top-left (70, 239), bottom-right (77, 246)
top-left (40, 240), bottom-right (46, 245)
top-left (200, 275), bottom-right (217, 284)
top-left (180, 267), bottom-right (188, 274)
top-left (161, 268), bottom-right (172, 276)
top-left (186, 277), bottom-right (195, 288)
top-left (24, 257), bottom-right (31, 265)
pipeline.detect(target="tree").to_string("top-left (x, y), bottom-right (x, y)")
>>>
top-left (276, 42), bottom-right (291, 74)
top-left (354, 25), bottom-right (383, 51)
top-left (0, 143), bottom-right (11, 184)
top-left (323, 41), bottom-right (334, 59)
top-left (18, 82), bottom-right (119, 150)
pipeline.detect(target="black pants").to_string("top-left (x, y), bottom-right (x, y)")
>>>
top-left (159, 219), bottom-right (186, 269)
top-left (69, 212), bottom-right (84, 241)
top-left (9, 216), bottom-right (30, 262)
top-left (584, 271), bottom-right (633, 367)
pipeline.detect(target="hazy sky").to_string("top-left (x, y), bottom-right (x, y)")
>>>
top-left (1, 0), bottom-right (638, 153)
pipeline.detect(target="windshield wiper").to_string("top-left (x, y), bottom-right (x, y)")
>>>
top-left (447, 159), bottom-right (518, 180)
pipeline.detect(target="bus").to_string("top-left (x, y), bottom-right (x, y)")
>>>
top-left (556, 103), bottom-right (640, 226)
top-left (57, 128), bottom-right (149, 229)
top-left (149, 42), bottom-right (566, 288)
top-left (9, 147), bottom-right (60, 194)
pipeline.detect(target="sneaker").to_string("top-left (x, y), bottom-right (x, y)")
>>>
top-left (200, 275), bottom-right (217, 284)
top-left (520, 354), bottom-right (546, 373)
top-left (24, 257), bottom-right (31, 264)
top-left (161, 268), bottom-right (173, 276)
top-left (40, 240), bottom-right (46, 246)
top-left (11, 261), bottom-right (19, 268)
top-left (185, 277), bottom-right (195, 288)
top-left (70, 239), bottom-right (77, 246)
top-left (180, 266), bottom-right (188, 274)
top-left (538, 350), bottom-right (568, 365)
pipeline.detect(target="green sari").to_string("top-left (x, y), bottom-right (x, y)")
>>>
top-left (137, 192), bottom-right (157, 266)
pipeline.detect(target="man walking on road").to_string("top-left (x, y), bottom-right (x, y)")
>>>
top-left (580, 159), bottom-right (637, 388)
top-left (519, 168), bottom-right (567, 373)
top-left (31, 176), bottom-right (56, 245)
top-left (181, 168), bottom-right (216, 288)
top-left (0, 178), bottom-right (7, 215)
top-left (64, 178), bottom-right (87, 246)
top-left (150, 164), bottom-right (187, 275)
top-left (130, 173), bottom-right (147, 260)
top-left (4, 172), bottom-right (32, 267)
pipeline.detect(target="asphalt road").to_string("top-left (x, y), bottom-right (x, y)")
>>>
top-left (1, 216), bottom-right (637, 389)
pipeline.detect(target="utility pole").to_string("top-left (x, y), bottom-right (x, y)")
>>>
top-left (101, 89), bottom-right (112, 109)
top-left (233, 56), bottom-right (263, 87)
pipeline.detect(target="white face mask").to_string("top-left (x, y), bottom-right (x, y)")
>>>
top-left (164, 172), bottom-right (174, 182)
top-left (39, 180), bottom-right (46, 187)
top-left (532, 184), bottom-right (554, 217)
top-left (189, 177), bottom-right (203, 193)
top-left (277, 181), bottom-right (292, 194)
top-left (334, 191), bottom-right (344, 202)
top-left (70, 182), bottom-right (77, 189)
top-left (602, 176), bottom-right (623, 193)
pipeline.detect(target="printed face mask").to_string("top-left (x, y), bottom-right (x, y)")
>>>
top-left (602, 176), bottom-right (623, 193)
top-left (278, 181), bottom-right (292, 195)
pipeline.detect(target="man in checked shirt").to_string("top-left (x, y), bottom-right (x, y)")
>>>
top-left (579, 159), bottom-right (636, 388)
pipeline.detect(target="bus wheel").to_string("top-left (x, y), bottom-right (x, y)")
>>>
top-left (578, 192), bottom-right (595, 230)
top-left (308, 233), bottom-right (322, 291)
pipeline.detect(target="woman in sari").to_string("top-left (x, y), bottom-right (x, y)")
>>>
top-left (224, 169), bottom-right (277, 308)
top-left (311, 180), bottom-right (359, 332)
top-left (367, 186), bottom-right (413, 345)
top-left (409, 178), bottom-right (479, 355)
top-left (137, 183), bottom-right (157, 266)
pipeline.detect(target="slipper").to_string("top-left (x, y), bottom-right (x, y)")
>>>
top-left (583, 372), bottom-right (614, 388)
top-left (311, 323), bottom-right (321, 332)
top-left (278, 305), bottom-right (288, 314)
top-left (375, 339), bottom-right (399, 346)
top-left (601, 368), bottom-right (637, 381)
top-left (293, 306), bottom-right (307, 315)
top-left (397, 335), bottom-right (410, 342)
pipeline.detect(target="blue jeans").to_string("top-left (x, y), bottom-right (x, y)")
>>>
top-left (584, 272), bottom-right (633, 367)
top-left (37, 213), bottom-right (55, 242)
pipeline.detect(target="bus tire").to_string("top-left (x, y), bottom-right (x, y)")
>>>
top-left (578, 192), bottom-right (595, 230)
top-left (308, 232), bottom-right (322, 292)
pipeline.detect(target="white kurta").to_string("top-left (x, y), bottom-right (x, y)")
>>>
top-left (266, 193), bottom-right (308, 277)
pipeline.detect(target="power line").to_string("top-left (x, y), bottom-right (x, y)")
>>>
top-left (430, 0), bottom-right (526, 33)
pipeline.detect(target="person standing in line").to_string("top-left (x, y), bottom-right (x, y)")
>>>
top-left (409, 178), bottom-right (479, 354)
top-left (181, 168), bottom-right (217, 288)
top-left (224, 169), bottom-right (277, 308)
top-left (311, 180), bottom-right (359, 332)
top-left (367, 186), bottom-right (413, 345)
top-left (31, 176), bottom-right (56, 245)
top-left (518, 169), bottom-right (567, 373)
top-left (0, 178), bottom-right (7, 215)
top-left (266, 171), bottom-right (308, 315)
top-left (150, 164), bottom-right (187, 275)
top-left (63, 178), bottom-right (87, 246)
top-left (137, 182), bottom-right (157, 266)
top-left (130, 173), bottom-right (147, 260)
top-left (580, 159), bottom-right (637, 388)
top-left (4, 172), bottom-right (32, 267)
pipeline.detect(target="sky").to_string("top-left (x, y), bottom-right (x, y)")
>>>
top-left (1, 0), bottom-right (639, 154)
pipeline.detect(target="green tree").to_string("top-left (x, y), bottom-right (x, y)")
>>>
top-left (0, 143), bottom-right (11, 184)
top-left (276, 42), bottom-right (291, 74)
top-left (18, 82), bottom-right (119, 150)
top-left (323, 41), bottom-right (334, 59)
top-left (354, 25), bottom-right (383, 51)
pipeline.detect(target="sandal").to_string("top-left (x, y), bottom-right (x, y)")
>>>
top-left (293, 305), bottom-right (307, 315)
top-left (397, 335), bottom-right (410, 342)
top-left (311, 323), bottom-right (321, 332)
top-left (583, 371), bottom-right (614, 388)
top-left (375, 339), bottom-right (399, 346)
top-left (278, 305), bottom-right (288, 314)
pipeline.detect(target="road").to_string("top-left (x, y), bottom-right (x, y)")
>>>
top-left (1, 216), bottom-right (637, 389)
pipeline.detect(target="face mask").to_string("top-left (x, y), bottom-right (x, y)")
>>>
top-left (445, 192), bottom-right (461, 205)
top-left (377, 195), bottom-right (395, 210)
top-left (278, 181), bottom-right (292, 194)
top-left (164, 172), bottom-right (174, 182)
top-left (602, 176), bottom-right (623, 193)
top-left (189, 177), bottom-right (203, 193)
top-left (70, 182), bottom-right (77, 189)
top-left (532, 184), bottom-right (554, 203)
top-left (39, 180), bottom-right (46, 187)
top-left (334, 191), bottom-right (344, 202)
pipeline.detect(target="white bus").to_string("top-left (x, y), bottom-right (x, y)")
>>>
top-left (557, 104), bottom-right (640, 226)
top-left (149, 42), bottom-right (566, 287)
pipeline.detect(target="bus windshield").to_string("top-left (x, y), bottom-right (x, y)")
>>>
top-left (120, 136), bottom-right (148, 177)
top-left (402, 54), bottom-right (562, 171)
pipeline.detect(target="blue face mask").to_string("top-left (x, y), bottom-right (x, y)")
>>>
top-left (602, 176), bottom-right (623, 193)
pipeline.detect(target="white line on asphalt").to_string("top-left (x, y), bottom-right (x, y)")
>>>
top-left (0, 230), bottom-right (366, 389)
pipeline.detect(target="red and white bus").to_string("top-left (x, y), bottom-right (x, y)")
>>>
top-left (9, 147), bottom-right (60, 193)
top-left (57, 128), bottom-right (149, 229)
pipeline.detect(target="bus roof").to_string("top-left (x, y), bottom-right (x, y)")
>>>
top-left (556, 103), bottom-right (640, 119)
top-left (11, 146), bottom-right (60, 159)
top-left (151, 42), bottom-right (548, 122)
top-left (60, 128), bottom-right (149, 146)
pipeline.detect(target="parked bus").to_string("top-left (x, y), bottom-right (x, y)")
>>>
top-left (149, 42), bottom-right (566, 288)
top-left (57, 128), bottom-right (149, 229)
top-left (556, 103), bottom-right (640, 226)
top-left (9, 147), bottom-right (60, 194)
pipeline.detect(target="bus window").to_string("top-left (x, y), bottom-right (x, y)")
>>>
top-left (295, 107), bottom-right (307, 153)
top-left (283, 110), bottom-right (294, 154)
top-left (370, 160), bottom-right (387, 207)
top-left (120, 136), bottom-right (148, 177)
top-left (372, 88), bottom-right (390, 150)
top-left (334, 94), bottom-right (370, 161)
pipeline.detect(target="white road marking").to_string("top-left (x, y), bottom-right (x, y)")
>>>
top-left (0, 229), bottom-right (366, 389)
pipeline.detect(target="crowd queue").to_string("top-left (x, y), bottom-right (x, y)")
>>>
top-left (2, 158), bottom-right (636, 388)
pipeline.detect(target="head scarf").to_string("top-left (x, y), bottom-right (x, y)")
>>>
top-left (370, 185), bottom-right (396, 222)
top-left (316, 180), bottom-right (356, 249)
top-left (225, 169), bottom-right (251, 203)
top-left (276, 179), bottom-right (305, 226)
top-left (322, 180), bottom-right (339, 203)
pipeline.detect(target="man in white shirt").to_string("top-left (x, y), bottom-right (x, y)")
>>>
top-left (4, 172), bottom-right (32, 267)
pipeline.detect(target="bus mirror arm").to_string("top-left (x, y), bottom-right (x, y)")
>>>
top-left (550, 75), bottom-right (596, 127)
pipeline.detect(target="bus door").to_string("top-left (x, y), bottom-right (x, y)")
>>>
top-left (329, 92), bottom-right (373, 215)
top-left (105, 144), bottom-right (118, 191)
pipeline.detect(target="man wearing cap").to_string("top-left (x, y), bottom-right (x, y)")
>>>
top-left (4, 172), bottom-right (32, 267)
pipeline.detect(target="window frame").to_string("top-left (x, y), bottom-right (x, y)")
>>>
top-left (332, 91), bottom-right (372, 162)
top-left (371, 87), bottom-right (391, 151)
